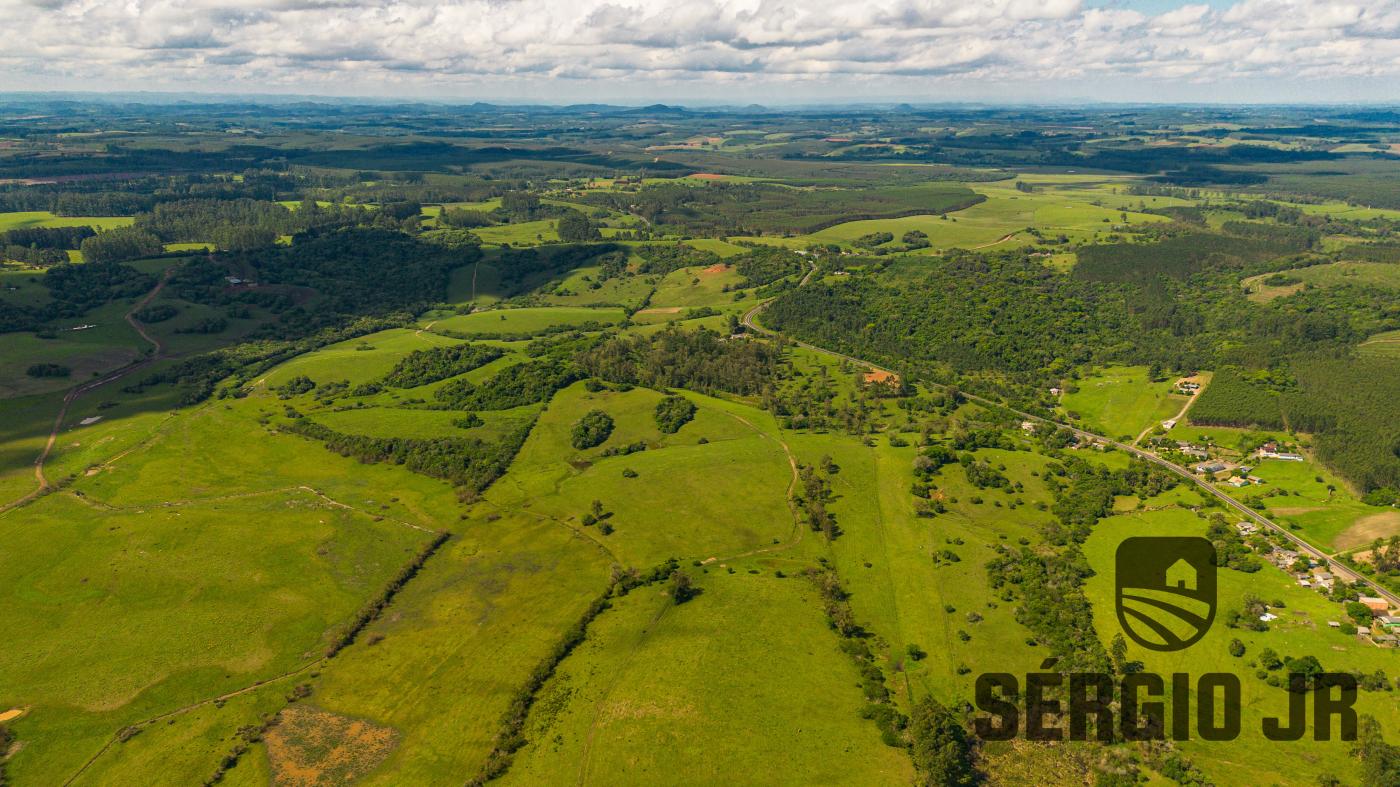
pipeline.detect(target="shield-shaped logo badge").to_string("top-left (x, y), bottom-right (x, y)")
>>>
top-left (1115, 536), bottom-right (1217, 652)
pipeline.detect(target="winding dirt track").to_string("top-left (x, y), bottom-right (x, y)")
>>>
top-left (1, 267), bottom-right (174, 515)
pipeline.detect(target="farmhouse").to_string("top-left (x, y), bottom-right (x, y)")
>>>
top-left (1257, 442), bottom-right (1305, 461)
top-left (1359, 596), bottom-right (1391, 615)
top-left (1176, 443), bottom-right (1209, 460)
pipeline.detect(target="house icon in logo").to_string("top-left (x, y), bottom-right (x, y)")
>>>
top-left (1116, 536), bottom-right (1217, 652)
top-left (1166, 558), bottom-right (1198, 591)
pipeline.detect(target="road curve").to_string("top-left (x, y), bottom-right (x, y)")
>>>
top-left (741, 263), bottom-right (1400, 609)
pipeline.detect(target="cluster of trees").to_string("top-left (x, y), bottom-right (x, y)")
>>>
top-left (653, 395), bottom-right (696, 433)
top-left (798, 460), bottom-right (838, 541)
top-left (79, 226), bottom-right (164, 263)
top-left (556, 210), bottom-right (601, 242)
top-left (434, 359), bottom-right (581, 411)
top-left (579, 180), bottom-right (981, 235)
top-left (1, 260), bottom-right (155, 332)
top-left (134, 198), bottom-right (361, 250)
top-left (1041, 456), bottom-right (1179, 545)
top-left (285, 418), bottom-right (532, 494)
top-left (1357, 715), bottom-right (1400, 785)
top-left (0, 225), bottom-right (96, 265)
top-left (379, 343), bottom-right (503, 389)
top-left (579, 327), bottom-right (780, 397)
top-left (25, 363), bottom-right (70, 378)
top-left (133, 304), bottom-right (178, 323)
top-left (570, 409), bottom-right (614, 449)
top-left (633, 243), bottom-right (720, 276)
top-left (233, 228), bottom-right (474, 330)
top-left (733, 247), bottom-right (804, 287)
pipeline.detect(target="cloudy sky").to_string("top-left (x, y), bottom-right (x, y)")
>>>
top-left (2, 0), bottom-right (1398, 104)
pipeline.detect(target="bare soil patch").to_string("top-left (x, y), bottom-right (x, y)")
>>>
top-left (689, 173), bottom-right (727, 180)
top-left (637, 307), bottom-right (683, 315)
top-left (1336, 511), bottom-right (1400, 551)
top-left (265, 704), bottom-right (398, 787)
top-left (864, 369), bottom-right (899, 384)
top-left (700, 263), bottom-right (729, 276)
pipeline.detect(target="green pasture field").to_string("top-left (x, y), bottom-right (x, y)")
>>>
top-left (777, 182), bottom-right (1170, 252)
top-left (1358, 328), bottom-right (1400, 357)
top-left (0, 211), bottom-right (133, 232)
top-left (0, 301), bottom-right (146, 398)
top-left (1243, 458), bottom-right (1397, 552)
top-left (0, 481), bottom-right (431, 783)
top-left (314, 404), bottom-right (538, 442)
top-left (69, 681), bottom-right (286, 787)
top-left (259, 328), bottom-right (462, 390)
top-left (138, 297), bottom-right (272, 357)
top-left (1244, 261), bottom-right (1400, 302)
top-left (0, 391), bottom-right (63, 504)
top-left (788, 432), bottom-right (1054, 704)
top-left (1061, 365), bottom-right (1187, 442)
top-left (485, 383), bottom-right (791, 567)
top-left (471, 219), bottom-right (558, 246)
top-left (259, 509), bottom-right (612, 784)
top-left (501, 571), bottom-right (914, 785)
top-left (539, 264), bottom-right (655, 308)
top-left (1084, 509), bottom-right (1400, 787)
top-left (445, 260), bottom-right (501, 304)
top-left (644, 263), bottom-right (745, 310)
top-left (162, 242), bottom-right (213, 253)
top-left (0, 267), bottom-right (48, 306)
top-left (1160, 420), bottom-right (1394, 552)
top-left (424, 306), bottom-right (624, 336)
top-left (682, 237), bottom-right (749, 257)
top-left (0, 362), bottom-right (564, 785)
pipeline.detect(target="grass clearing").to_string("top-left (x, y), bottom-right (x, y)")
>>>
top-left (1061, 365), bottom-right (1186, 442)
top-left (1244, 261), bottom-right (1400, 302)
top-left (501, 572), bottom-right (913, 785)
top-left (0, 211), bottom-right (133, 232)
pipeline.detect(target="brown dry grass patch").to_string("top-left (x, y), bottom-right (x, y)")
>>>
top-left (265, 704), bottom-right (398, 787)
top-left (1336, 511), bottom-right (1400, 551)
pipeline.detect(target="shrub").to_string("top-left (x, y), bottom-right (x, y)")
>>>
top-left (26, 363), bottom-right (71, 378)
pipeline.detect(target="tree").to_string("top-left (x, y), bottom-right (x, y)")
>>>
top-left (1110, 633), bottom-right (1128, 673)
top-left (1348, 601), bottom-right (1377, 625)
top-left (1228, 638), bottom-right (1245, 657)
top-left (557, 210), bottom-right (600, 242)
top-left (670, 570), bottom-right (696, 604)
top-left (907, 697), bottom-right (975, 787)
top-left (1354, 714), bottom-right (1400, 786)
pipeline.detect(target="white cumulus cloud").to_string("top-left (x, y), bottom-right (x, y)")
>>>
top-left (0, 0), bottom-right (1397, 100)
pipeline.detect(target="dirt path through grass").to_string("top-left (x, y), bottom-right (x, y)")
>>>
top-left (0, 267), bottom-right (175, 515)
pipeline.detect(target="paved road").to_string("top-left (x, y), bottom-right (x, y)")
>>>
top-left (741, 264), bottom-right (1400, 609)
